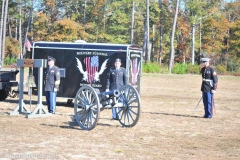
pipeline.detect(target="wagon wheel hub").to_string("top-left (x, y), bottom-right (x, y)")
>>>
top-left (83, 105), bottom-right (90, 111)
top-left (121, 101), bottom-right (128, 110)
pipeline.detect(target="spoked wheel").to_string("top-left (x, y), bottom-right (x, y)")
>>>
top-left (74, 85), bottom-right (100, 130)
top-left (117, 85), bottom-right (141, 127)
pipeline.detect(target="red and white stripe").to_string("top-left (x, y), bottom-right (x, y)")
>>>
top-left (84, 57), bottom-right (98, 84)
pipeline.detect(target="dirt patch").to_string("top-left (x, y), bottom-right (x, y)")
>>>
top-left (0, 73), bottom-right (240, 159)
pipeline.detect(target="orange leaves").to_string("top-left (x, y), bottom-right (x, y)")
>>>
top-left (57, 19), bottom-right (82, 31)
top-left (5, 37), bottom-right (20, 57)
top-left (45, 0), bottom-right (56, 8)
top-left (54, 19), bottom-right (87, 42)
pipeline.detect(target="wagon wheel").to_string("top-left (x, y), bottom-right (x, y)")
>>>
top-left (74, 85), bottom-right (100, 130)
top-left (117, 85), bottom-right (141, 127)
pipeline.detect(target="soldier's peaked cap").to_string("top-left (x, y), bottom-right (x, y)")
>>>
top-left (48, 56), bottom-right (56, 61)
top-left (115, 58), bottom-right (121, 63)
top-left (201, 58), bottom-right (211, 62)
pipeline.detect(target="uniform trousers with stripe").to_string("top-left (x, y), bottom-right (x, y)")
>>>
top-left (46, 91), bottom-right (57, 113)
top-left (202, 92), bottom-right (213, 118)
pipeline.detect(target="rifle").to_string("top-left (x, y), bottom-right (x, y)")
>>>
top-left (192, 97), bottom-right (202, 114)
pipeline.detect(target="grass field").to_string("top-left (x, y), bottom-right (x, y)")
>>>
top-left (0, 73), bottom-right (240, 159)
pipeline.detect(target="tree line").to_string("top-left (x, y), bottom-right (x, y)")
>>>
top-left (1, 0), bottom-right (240, 73)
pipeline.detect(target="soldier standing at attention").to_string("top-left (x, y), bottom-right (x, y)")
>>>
top-left (106, 58), bottom-right (128, 120)
top-left (200, 58), bottom-right (218, 118)
top-left (45, 56), bottom-right (61, 114)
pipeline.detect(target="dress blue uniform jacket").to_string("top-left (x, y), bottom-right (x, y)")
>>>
top-left (106, 67), bottom-right (128, 90)
top-left (44, 65), bottom-right (60, 113)
top-left (200, 65), bottom-right (218, 118)
top-left (200, 66), bottom-right (218, 92)
top-left (45, 65), bottom-right (61, 91)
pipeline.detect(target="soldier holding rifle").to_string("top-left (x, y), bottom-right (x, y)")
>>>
top-left (200, 58), bottom-right (218, 118)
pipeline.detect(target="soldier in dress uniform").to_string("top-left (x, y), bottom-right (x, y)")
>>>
top-left (106, 58), bottom-right (128, 120)
top-left (45, 56), bottom-right (61, 114)
top-left (200, 58), bottom-right (218, 118)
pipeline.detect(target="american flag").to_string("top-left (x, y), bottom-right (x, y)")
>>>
top-left (132, 58), bottom-right (138, 85)
top-left (24, 38), bottom-right (32, 51)
top-left (84, 56), bottom-right (99, 84)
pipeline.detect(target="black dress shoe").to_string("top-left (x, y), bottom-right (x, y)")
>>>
top-left (111, 118), bottom-right (118, 120)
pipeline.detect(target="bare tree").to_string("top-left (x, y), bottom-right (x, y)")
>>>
top-left (1, 0), bottom-right (9, 67)
top-left (8, 15), bottom-right (12, 39)
top-left (0, 0), bottom-right (6, 68)
top-left (146, 0), bottom-right (150, 62)
top-left (130, 1), bottom-right (135, 44)
top-left (15, 19), bottom-right (17, 40)
top-left (158, 0), bottom-right (163, 65)
top-left (19, 0), bottom-right (22, 59)
top-left (169, 0), bottom-right (180, 74)
top-left (143, 0), bottom-right (150, 62)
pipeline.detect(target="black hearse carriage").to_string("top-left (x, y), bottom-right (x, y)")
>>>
top-left (31, 41), bottom-right (143, 99)
top-left (31, 41), bottom-right (142, 130)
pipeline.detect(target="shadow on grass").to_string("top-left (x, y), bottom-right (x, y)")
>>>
top-left (40, 122), bottom-right (81, 130)
top-left (3, 99), bottom-right (74, 107)
top-left (40, 117), bottom-right (113, 130)
top-left (0, 112), bottom-right (12, 115)
top-left (147, 112), bottom-right (203, 118)
top-left (3, 99), bottom-right (19, 104)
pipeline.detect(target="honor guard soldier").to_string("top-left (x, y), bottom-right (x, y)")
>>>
top-left (45, 56), bottom-right (61, 114)
top-left (200, 58), bottom-right (218, 118)
top-left (106, 58), bottom-right (128, 120)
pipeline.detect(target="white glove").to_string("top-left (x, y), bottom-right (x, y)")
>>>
top-left (54, 88), bottom-right (58, 92)
top-left (211, 90), bottom-right (216, 94)
top-left (106, 89), bottom-right (109, 92)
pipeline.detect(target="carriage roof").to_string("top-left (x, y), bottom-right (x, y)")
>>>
top-left (32, 41), bottom-right (142, 51)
